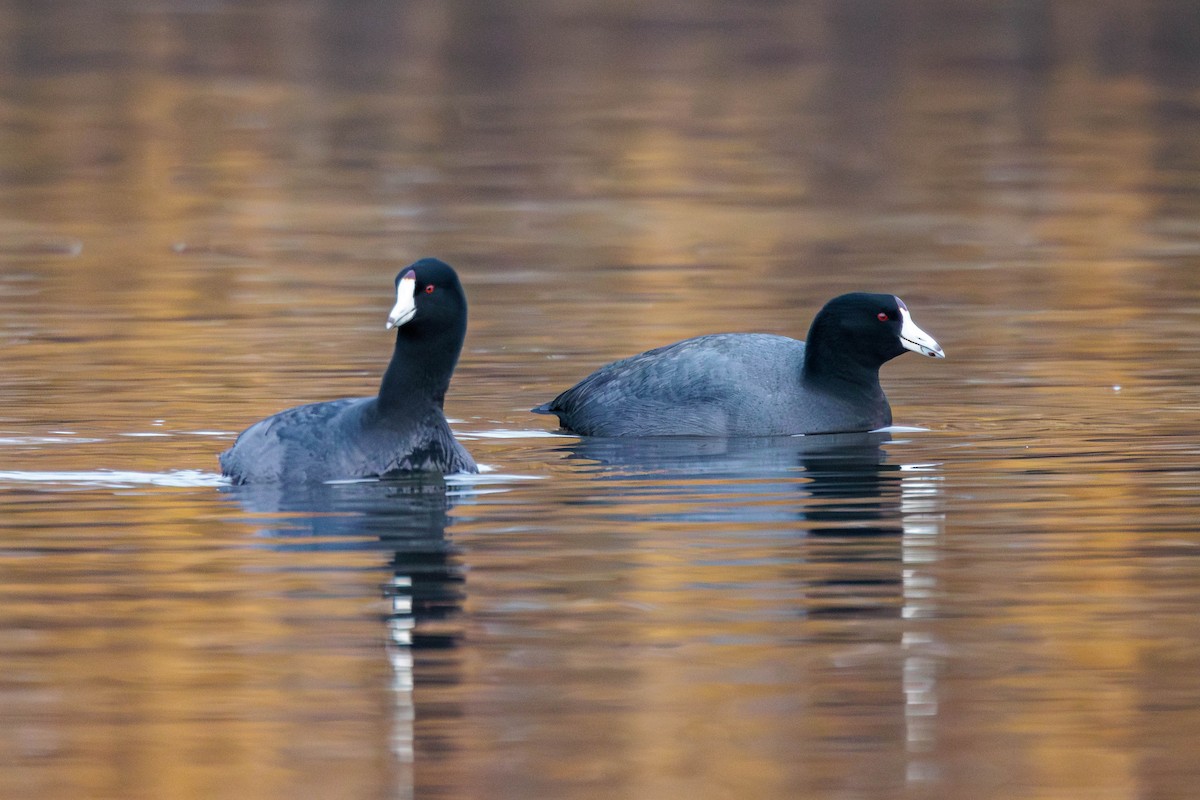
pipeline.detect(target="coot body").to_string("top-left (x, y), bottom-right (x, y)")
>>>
top-left (532, 292), bottom-right (943, 437)
top-left (221, 259), bottom-right (477, 483)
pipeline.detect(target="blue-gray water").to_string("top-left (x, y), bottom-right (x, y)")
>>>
top-left (3, 2), bottom-right (1200, 798)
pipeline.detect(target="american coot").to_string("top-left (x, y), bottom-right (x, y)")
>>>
top-left (532, 292), bottom-right (944, 436)
top-left (220, 258), bottom-right (478, 484)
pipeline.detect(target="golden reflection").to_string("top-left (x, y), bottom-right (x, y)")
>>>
top-left (3, 1), bottom-right (1200, 799)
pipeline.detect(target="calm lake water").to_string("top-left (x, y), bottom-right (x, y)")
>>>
top-left (4, 2), bottom-right (1200, 798)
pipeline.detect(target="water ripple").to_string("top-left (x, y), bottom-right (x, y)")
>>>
top-left (0, 469), bottom-right (225, 488)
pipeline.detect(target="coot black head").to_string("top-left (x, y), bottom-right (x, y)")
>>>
top-left (804, 292), bottom-right (944, 379)
top-left (380, 258), bottom-right (469, 411)
top-left (387, 257), bottom-right (468, 339)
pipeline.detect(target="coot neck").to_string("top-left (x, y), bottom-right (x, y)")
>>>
top-left (377, 322), bottom-right (465, 414)
top-left (802, 321), bottom-right (885, 394)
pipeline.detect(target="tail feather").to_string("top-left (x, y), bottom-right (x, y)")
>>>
top-left (530, 401), bottom-right (554, 415)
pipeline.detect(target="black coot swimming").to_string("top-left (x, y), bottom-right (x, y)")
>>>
top-left (220, 258), bottom-right (477, 483)
top-left (532, 292), bottom-right (944, 436)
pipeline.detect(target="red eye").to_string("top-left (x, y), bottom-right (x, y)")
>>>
top-left (877, 311), bottom-right (890, 322)
top-left (424, 285), bottom-right (435, 294)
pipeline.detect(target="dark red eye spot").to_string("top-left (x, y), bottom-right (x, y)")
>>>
top-left (424, 284), bottom-right (435, 294)
top-left (877, 311), bottom-right (890, 322)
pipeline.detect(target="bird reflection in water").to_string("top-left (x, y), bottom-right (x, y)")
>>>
top-left (550, 430), bottom-right (944, 621)
top-left (551, 430), bottom-right (944, 777)
top-left (220, 477), bottom-right (463, 775)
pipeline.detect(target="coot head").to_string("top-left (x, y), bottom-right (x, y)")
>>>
top-left (387, 257), bottom-right (468, 337)
top-left (806, 292), bottom-right (944, 374)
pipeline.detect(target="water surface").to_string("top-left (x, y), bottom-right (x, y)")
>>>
top-left (3, 2), bottom-right (1200, 799)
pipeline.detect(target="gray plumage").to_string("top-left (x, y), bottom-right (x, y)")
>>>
top-left (532, 292), bottom-right (944, 437)
top-left (219, 397), bottom-right (475, 484)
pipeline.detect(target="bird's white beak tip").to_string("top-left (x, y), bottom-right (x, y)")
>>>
top-left (386, 271), bottom-right (417, 331)
top-left (898, 307), bottom-right (944, 359)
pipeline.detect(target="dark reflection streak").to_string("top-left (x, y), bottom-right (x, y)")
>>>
top-left (218, 476), bottom-right (465, 790)
top-left (552, 430), bottom-right (944, 784)
top-left (553, 432), bottom-right (907, 619)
